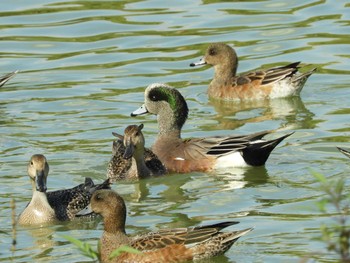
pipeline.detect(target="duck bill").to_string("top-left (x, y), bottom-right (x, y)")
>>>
top-left (123, 141), bottom-right (134, 160)
top-left (35, 170), bottom-right (47, 192)
top-left (131, 104), bottom-right (148, 117)
top-left (189, 57), bottom-right (206, 67)
top-left (76, 204), bottom-right (93, 217)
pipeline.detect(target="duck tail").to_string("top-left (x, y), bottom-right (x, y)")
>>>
top-left (291, 67), bottom-right (316, 95)
top-left (85, 178), bottom-right (111, 194)
top-left (192, 227), bottom-right (253, 260)
top-left (337, 147), bottom-right (350, 159)
top-left (293, 67), bottom-right (316, 84)
top-left (242, 132), bottom-right (294, 166)
top-left (0, 70), bottom-right (18, 87)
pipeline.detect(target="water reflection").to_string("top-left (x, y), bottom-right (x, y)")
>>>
top-left (211, 165), bottom-right (269, 191)
top-left (1, 0), bottom-right (349, 261)
top-left (201, 96), bottom-right (315, 131)
top-left (17, 226), bottom-right (56, 261)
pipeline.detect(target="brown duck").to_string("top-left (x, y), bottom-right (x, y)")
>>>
top-left (190, 42), bottom-right (315, 101)
top-left (77, 189), bottom-right (252, 262)
top-left (107, 124), bottom-right (166, 181)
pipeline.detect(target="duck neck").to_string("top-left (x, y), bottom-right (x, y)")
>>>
top-left (31, 191), bottom-right (54, 213)
top-left (19, 190), bottom-right (56, 225)
top-left (157, 103), bottom-right (186, 139)
top-left (132, 148), bottom-right (150, 178)
top-left (30, 178), bottom-right (51, 209)
top-left (103, 212), bottom-right (126, 235)
top-left (214, 57), bottom-right (238, 82)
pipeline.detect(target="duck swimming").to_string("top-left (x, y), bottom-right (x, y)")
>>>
top-left (18, 154), bottom-right (110, 225)
top-left (77, 189), bottom-right (252, 262)
top-left (190, 43), bottom-right (315, 101)
top-left (131, 83), bottom-right (293, 173)
top-left (107, 124), bottom-right (166, 181)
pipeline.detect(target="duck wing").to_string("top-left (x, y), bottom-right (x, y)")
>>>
top-left (47, 178), bottom-right (110, 220)
top-left (232, 62), bottom-right (300, 87)
top-left (130, 221), bottom-right (239, 251)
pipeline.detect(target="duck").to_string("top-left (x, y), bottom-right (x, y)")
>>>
top-left (190, 43), bottom-right (316, 101)
top-left (337, 147), bottom-right (350, 159)
top-left (107, 124), bottom-right (166, 181)
top-left (77, 189), bottom-right (252, 262)
top-left (18, 154), bottom-right (110, 225)
top-left (130, 83), bottom-right (293, 173)
top-left (0, 70), bottom-right (18, 87)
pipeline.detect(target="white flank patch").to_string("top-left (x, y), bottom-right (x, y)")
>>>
top-left (174, 157), bottom-right (185, 161)
top-left (270, 79), bottom-right (298, 98)
top-left (214, 151), bottom-right (249, 169)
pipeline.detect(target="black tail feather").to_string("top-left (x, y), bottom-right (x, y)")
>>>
top-left (194, 221), bottom-right (240, 231)
top-left (242, 132), bottom-right (294, 166)
top-left (337, 147), bottom-right (350, 159)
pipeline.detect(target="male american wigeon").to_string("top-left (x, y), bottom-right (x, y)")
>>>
top-left (18, 154), bottom-right (110, 225)
top-left (77, 189), bottom-right (252, 262)
top-left (107, 124), bottom-right (166, 181)
top-left (190, 43), bottom-right (316, 100)
top-left (337, 147), bottom-right (350, 159)
top-left (131, 83), bottom-right (293, 173)
top-left (0, 70), bottom-right (18, 87)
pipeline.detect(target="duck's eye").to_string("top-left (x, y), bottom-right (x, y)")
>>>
top-left (209, 48), bottom-right (216, 56)
top-left (95, 194), bottom-right (102, 201)
top-left (150, 94), bottom-right (158, 101)
top-left (148, 88), bottom-right (169, 102)
top-left (30, 161), bottom-right (33, 165)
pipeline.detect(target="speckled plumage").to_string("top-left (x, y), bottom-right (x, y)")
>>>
top-left (107, 124), bottom-right (166, 181)
top-left (131, 83), bottom-right (293, 173)
top-left (190, 43), bottom-right (315, 101)
top-left (46, 177), bottom-right (110, 221)
top-left (0, 70), bottom-right (18, 87)
top-left (77, 189), bottom-right (252, 262)
top-left (18, 154), bottom-right (110, 225)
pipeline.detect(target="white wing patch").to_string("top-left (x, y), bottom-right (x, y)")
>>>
top-left (174, 157), bottom-right (185, 161)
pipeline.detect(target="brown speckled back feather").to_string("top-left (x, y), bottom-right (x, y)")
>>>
top-left (107, 138), bottom-right (166, 181)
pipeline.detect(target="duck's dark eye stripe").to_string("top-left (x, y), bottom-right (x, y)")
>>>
top-left (148, 87), bottom-right (170, 102)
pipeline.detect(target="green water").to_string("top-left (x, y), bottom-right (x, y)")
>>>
top-left (1, 0), bottom-right (350, 262)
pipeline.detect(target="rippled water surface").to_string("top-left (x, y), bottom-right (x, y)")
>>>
top-left (1, 0), bottom-right (350, 262)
